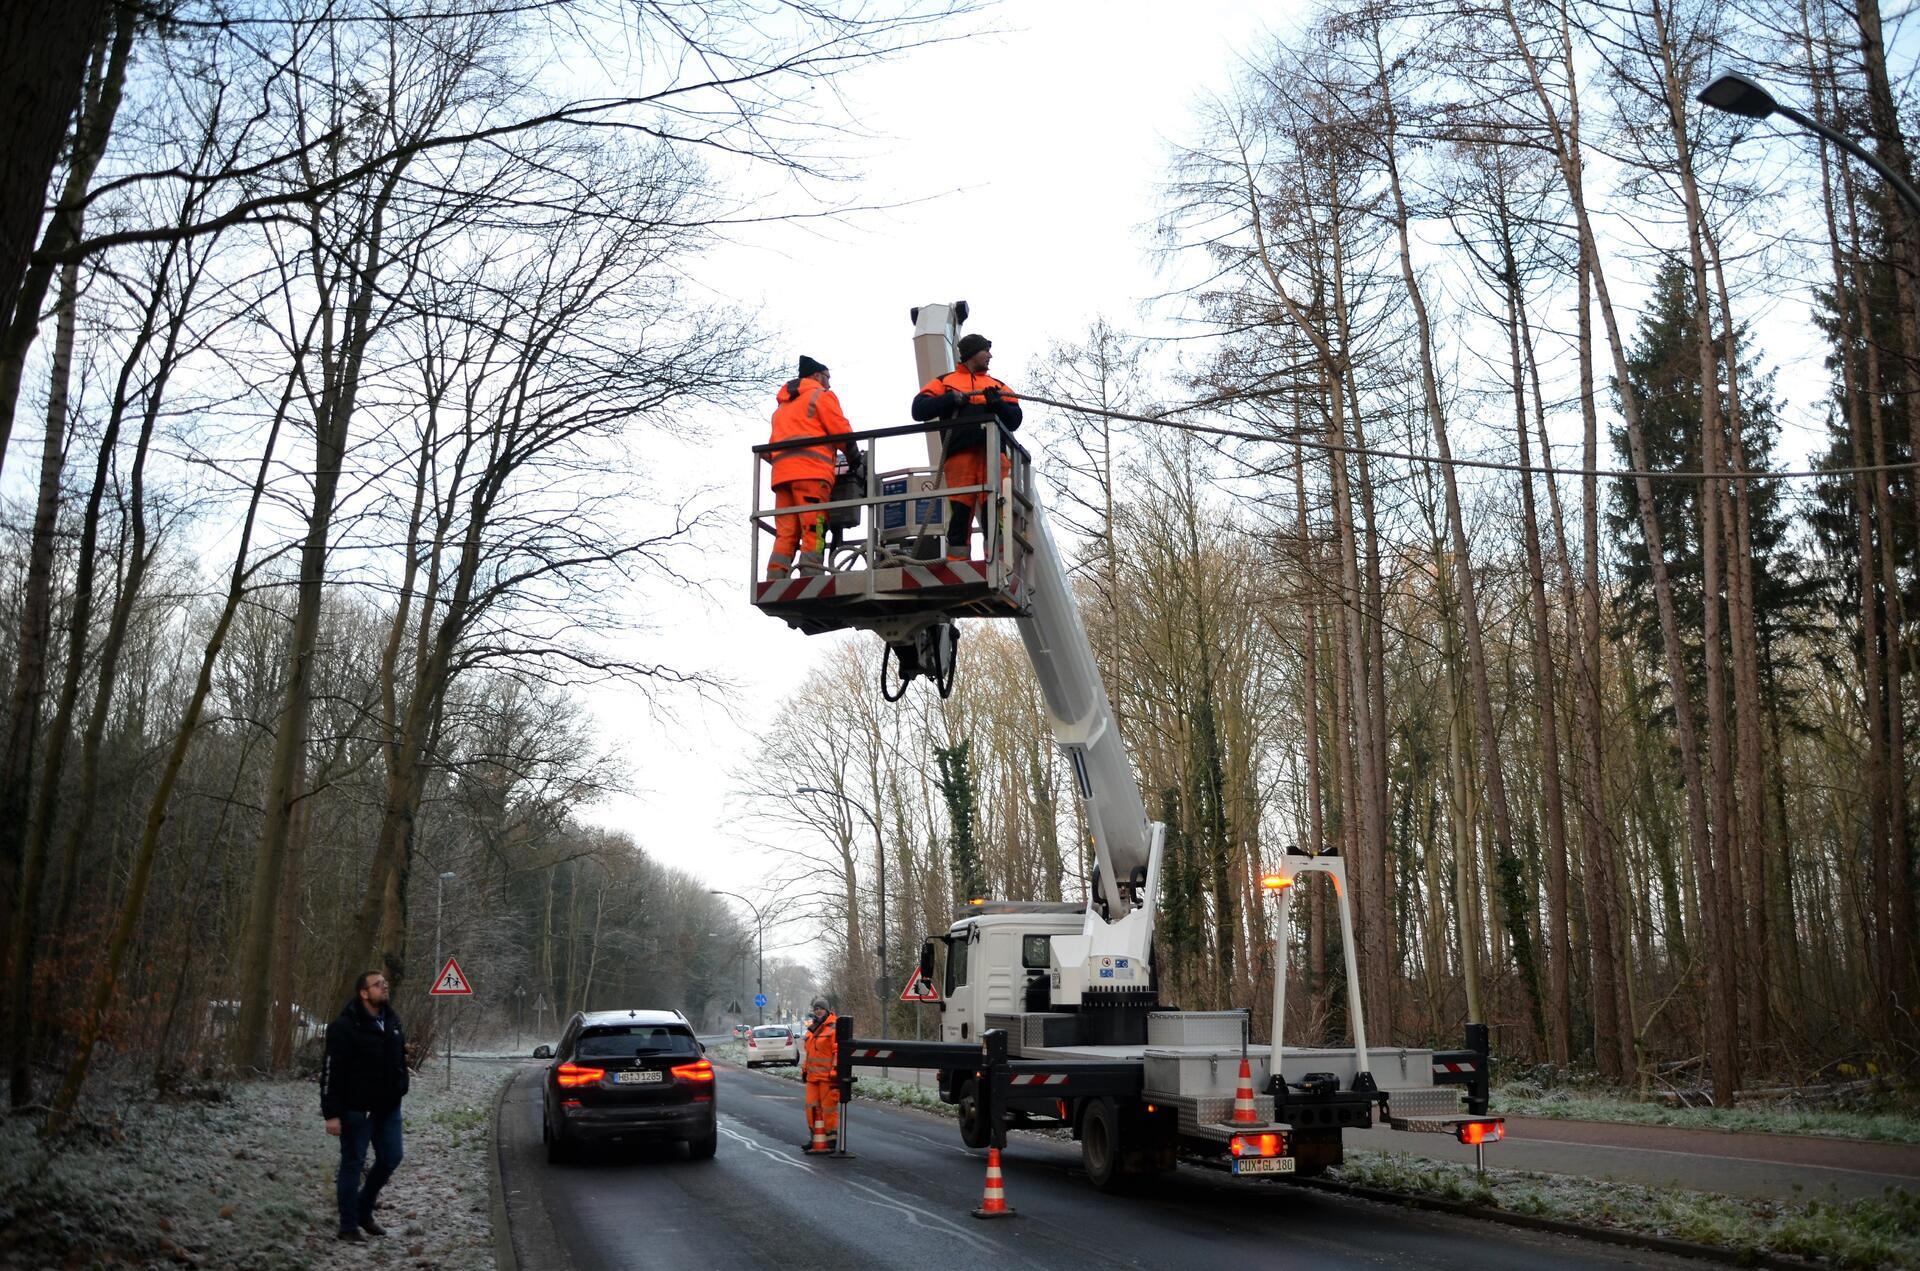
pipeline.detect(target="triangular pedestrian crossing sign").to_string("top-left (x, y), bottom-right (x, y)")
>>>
top-left (429, 955), bottom-right (473, 996)
top-left (899, 967), bottom-right (940, 1003)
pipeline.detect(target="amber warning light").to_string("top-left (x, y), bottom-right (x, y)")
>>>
top-left (1228, 1132), bottom-right (1286, 1158)
top-left (1456, 1119), bottom-right (1503, 1146)
top-left (1260, 874), bottom-right (1294, 891)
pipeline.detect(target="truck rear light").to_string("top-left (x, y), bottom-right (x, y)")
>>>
top-left (672, 1060), bottom-right (716, 1083)
top-left (1456, 1119), bottom-right (1503, 1145)
top-left (1229, 1132), bottom-right (1285, 1158)
top-left (556, 1063), bottom-right (605, 1087)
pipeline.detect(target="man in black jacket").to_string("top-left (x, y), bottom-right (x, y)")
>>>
top-left (321, 971), bottom-right (409, 1241)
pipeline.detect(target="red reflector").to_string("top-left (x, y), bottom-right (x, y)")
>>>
top-left (1457, 1120), bottom-right (1504, 1145)
top-left (672, 1060), bottom-right (716, 1083)
top-left (556, 1063), bottom-right (604, 1088)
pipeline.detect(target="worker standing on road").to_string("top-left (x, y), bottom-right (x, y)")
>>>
top-left (766, 356), bottom-right (861, 579)
top-left (801, 995), bottom-right (840, 1149)
top-left (912, 332), bottom-right (1022, 561)
top-left (321, 971), bottom-right (409, 1243)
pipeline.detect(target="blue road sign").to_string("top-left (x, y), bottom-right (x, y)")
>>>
top-left (753, 993), bottom-right (768, 1009)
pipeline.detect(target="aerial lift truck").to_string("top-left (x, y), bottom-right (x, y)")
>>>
top-left (749, 303), bottom-right (1500, 1189)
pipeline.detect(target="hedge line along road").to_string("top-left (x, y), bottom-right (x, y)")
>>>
top-left (495, 1057), bottom-right (1703, 1271)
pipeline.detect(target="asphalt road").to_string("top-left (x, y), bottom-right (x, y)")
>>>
top-left (496, 1058), bottom-right (1703, 1271)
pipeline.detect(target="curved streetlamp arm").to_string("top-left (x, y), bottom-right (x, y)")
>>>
top-left (1774, 101), bottom-right (1920, 221)
top-left (1699, 72), bottom-right (1920, 221)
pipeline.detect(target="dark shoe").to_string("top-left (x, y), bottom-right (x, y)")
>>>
top-left (337, 1229), bottom-right (364, 1243)
top-left (358, 1213), bottom-right (386, 1237)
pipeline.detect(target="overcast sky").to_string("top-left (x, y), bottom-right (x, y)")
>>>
top-left (580, 2), bottom-right (1295, 965)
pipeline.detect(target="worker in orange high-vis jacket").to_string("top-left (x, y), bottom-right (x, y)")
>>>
top-left (911, 332), bottom-right (1022, 561)
top-left (766, 356), bottom-right (860, 579)
top-left (801, 996), bottom-right (841, 1149)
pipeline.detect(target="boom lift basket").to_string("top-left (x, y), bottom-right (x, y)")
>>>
top-left (751, 420), bottom-right (1035, 637)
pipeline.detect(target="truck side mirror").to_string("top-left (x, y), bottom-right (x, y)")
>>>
top-left (920, 940), bottom-right (935, 981)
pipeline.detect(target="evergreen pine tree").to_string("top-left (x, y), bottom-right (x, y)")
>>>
top-left (1608, 257), bottom-right (1816, 728)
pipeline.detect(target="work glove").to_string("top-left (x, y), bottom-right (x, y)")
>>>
top-left (942, 389), bottom-right (964, 417)
top-left (983, 386), bottom-right (1003, 406)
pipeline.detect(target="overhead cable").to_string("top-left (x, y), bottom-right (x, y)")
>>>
top-left (1017, 391), bottom-right (1917, 484)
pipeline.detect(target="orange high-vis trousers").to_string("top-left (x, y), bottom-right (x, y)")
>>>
top-left (804, 1078), bottom-right (840, 1137)
top-left (941, 448), bottom-right (1011, 512)
top-left (768, 478), bottom-right (830, 577)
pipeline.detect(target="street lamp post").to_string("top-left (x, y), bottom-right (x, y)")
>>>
top-left (798, 786), bottom-right (888, 1040)
top-left (709, 890), bottom-right (765, 1026)
top-left (1698, 72), bottom-right (1920, 220)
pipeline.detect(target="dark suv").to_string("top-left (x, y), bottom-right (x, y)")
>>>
top-left (541, 1010), bottom-right (716, 1163)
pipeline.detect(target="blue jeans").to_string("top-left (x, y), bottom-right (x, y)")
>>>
top-left (336, 1105), bottom-right (404, 1232)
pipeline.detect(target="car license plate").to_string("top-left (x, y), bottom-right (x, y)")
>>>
top-left (1234, 1156), bottom-right (1296, 1176)
top-left (615, 1070), bottom-right (663, 1084)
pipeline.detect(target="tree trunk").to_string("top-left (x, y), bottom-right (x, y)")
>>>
top-left (0, 0), bottom-right (110, 480)
top-left (47, 370), bottom-right (290, 1132)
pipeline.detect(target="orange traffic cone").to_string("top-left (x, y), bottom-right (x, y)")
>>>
top-left (1231, 1056), bottom-right (1260, 1125)
top-left (971, 1147), bottom-right (1016, 1218)
top-left (806, 1106), bottom-right (829, 1154)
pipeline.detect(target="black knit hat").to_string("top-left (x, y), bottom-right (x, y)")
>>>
top-left (956, 333), bottom-right (991, 361)
top-left (797, 354), bottom-right (828, 378)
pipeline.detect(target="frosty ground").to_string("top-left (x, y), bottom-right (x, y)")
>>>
top-left (0, 1057), bottom-right (509, 1270)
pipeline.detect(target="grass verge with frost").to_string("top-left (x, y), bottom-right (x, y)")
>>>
top-left (0, 1057), bottom-right (513, 1269)
top-left (1333, 1149), bottom-right (1920, 1268)
top-left (1492, 1084), bottom-right (1920, 1145)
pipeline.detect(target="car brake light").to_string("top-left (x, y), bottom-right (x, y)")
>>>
top-left (748, 1035), bottom-right (757, 1047)
top-left (672, 1059), bottom-right (716, 1083)
top-left (556, 1062), bottom-right (604, 1087)
top-left (1457, 1119), bottom-right (1503, 1145)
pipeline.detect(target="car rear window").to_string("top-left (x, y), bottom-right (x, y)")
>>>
top-left (577, 1026), bottom-right (699, 1059)
top-left (753, 1026), bottom-right (790, 1039)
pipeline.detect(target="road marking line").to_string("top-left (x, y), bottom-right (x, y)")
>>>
top-left (838, 1175), bottom-right (998, 1255)
top-left (716, 1120), bottom-right (816, 1173)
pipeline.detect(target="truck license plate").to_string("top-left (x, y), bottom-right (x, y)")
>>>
top-left (1234, 1156), bottom-right (1296, 1176)
top-left (615, 1070), bottom-right (663, 1084)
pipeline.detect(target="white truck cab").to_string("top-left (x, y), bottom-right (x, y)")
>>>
top-left (934, 904), bottom-right (1084, 1044)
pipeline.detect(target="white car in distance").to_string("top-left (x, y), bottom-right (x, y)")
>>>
top-left (745, 1024), bottom-right (800, 1067)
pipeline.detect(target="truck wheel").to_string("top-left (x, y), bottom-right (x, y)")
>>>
top-left (956, 1077), bottom-right (992, 1149)
top-left (1079, 1099), bottom-right (1130, 1193)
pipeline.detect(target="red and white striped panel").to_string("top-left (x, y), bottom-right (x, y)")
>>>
top-left (1010, 1073), bottom-right (1068, 1087)
top-left (852, 1048), bottom-right (895, 1061)
top-left (1433, 1060), bottom-right (1477, 1075)
top-left (754, 560), bottom-right (1001, 606)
